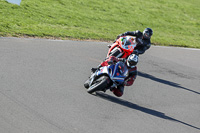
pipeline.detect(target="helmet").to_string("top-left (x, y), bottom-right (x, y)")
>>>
top-left (127, 54), bottom-right (138, 68)
top-left (143, 28), bottom-right (153, 39)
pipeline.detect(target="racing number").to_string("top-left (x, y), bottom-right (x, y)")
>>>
top-left (128, 45), bottom-right (134, 51)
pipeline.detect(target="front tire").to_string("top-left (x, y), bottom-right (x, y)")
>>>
top-left (87, 76), bottom-right (109, 94)
top-left (109, 47), bottom-right (123, 58)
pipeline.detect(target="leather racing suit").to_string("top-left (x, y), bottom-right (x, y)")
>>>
top-left (100, 56), bottom-right (137, 97)
top-left (117, 30), bottom-right (151, 55)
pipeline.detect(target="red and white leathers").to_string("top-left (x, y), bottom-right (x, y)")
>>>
top-left (100, 56), bottom-right (137, 97)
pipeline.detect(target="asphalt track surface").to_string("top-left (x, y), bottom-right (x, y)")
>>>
top-left (0, 37), bottom-right (200, 133)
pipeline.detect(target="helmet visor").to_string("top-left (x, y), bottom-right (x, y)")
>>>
top-left (144, 33), bottom-right (151, 39)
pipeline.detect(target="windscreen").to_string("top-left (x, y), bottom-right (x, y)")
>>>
top-left (117, 62), bottom-right (128, 77)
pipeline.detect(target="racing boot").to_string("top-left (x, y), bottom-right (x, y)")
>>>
top-left (91, 64), bottom-right (102, 73)
top-left (91, 68), bottom-right (97, 73)
top-left (112, 85), bottom-right (124, 97)
top-left (84, 79), bottom-right (90, 89)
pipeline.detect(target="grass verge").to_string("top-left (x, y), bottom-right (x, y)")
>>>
top-left (0, 0), bottom-right (200, 48)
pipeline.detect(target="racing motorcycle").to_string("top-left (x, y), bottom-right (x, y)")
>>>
top-left (84, 61), bottom-right (129, 94)
top-left (107, 36), bottom-right (137, 59)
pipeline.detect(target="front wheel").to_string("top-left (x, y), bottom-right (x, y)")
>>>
top-left (109, 47), bottom-right (123, 58)
top-left (87, 76), bottom-right (109, 94)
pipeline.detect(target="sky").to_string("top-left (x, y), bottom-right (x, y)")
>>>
top-left (7, 0), bottom-right (21, 5)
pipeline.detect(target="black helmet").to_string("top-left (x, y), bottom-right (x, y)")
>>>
top-left (127, 54), bottom-right (138, 68)
top-left (143, 28), bottom-right (153, 39)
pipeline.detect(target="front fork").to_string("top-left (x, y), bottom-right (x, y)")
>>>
top-left (88, 72), bottom-right (96, 87)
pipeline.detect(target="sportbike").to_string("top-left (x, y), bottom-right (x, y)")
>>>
top-left (84, 61), bottom-right (129, 94)
top-left (107, 36), bottom-right (137, 58)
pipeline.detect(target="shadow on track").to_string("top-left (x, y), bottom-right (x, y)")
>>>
top-left (138, 71), bottom-right (200, 95)
top-left (95, 92), bottom-right (200, 130)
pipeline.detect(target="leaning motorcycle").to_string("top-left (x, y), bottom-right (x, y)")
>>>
top-left (107, 36), bottom-right (137, 59)
top-left (84, 61), bottom-right (129, 94)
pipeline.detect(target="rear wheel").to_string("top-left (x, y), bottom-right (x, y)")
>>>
top-left (87, 76), bottom-right (109, 94)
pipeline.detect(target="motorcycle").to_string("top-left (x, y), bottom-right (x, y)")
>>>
top-left (107, 36), bottom-right (137, 59)
top-left (84, 61), bottom-right (129, 94)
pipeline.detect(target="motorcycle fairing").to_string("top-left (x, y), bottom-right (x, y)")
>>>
top-left (96, 62), bottom-right (128, 85)
top-left (107, 36), bottom-right (137, 59)
top-left (120, 36), bottom-right (137, 52)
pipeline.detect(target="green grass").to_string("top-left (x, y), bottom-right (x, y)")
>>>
top-left (0, 0), bottom-right (200, 48)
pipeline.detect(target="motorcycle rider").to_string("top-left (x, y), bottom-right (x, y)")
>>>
top-left (99, 54), bottom-right (138, 97)
top-left (112, 28), bottom-right (153, 55)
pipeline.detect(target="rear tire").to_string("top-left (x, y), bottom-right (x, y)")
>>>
top-left (87, 76), bottom-right (108, 94)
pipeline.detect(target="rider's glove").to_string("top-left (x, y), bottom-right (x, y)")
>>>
top-left (132, 50), bottom-right (139, 55)
top-left (117, 34), bottom-right (122, 39)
